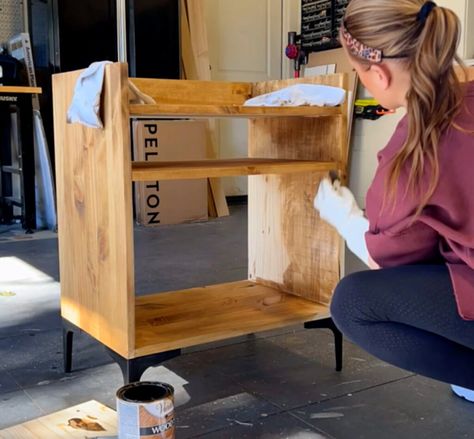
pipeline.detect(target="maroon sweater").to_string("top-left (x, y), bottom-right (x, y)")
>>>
top-left (365, 82), bottom-right (474, 321)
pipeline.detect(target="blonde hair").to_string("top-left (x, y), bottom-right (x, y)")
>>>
top-left (344, 0), bottom-right (465, 214)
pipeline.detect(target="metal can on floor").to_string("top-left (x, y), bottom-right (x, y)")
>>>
top-left (116, 381), bottom-right (175, 439)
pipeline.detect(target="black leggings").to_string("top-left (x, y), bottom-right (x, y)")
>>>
top-left (330, 265), bottom-right (474, 390)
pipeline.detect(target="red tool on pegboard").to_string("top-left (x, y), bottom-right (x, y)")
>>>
top-left (285, 32), bottom-right (307, 78)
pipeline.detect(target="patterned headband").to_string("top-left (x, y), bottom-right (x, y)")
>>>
top-left (341, 2), bottom-right (437, 63)
top-left (341, 21), bottom-right (383, 63)
top-left (341, 21), bottom-right (413, 64)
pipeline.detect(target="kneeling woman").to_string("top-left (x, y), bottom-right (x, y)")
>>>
top-left (314, 0), bottom-right (474, 401)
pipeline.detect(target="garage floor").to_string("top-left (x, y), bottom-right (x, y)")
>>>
top-left (0, 204), bottom-right (473, 438)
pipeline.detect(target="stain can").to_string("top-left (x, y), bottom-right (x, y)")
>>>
top-left (116, 381), bottom-right (175, 439)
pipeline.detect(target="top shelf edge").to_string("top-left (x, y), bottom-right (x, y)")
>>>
top-left (129, 104), bottom-right (343, 119)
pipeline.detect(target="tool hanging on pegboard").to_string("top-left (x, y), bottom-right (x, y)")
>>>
top-left (354, 99), bottom-right (395, 120)
top-left (0, 0), bottom-right (26, 43)
top-left (285, 31), bottom-right (307, 78)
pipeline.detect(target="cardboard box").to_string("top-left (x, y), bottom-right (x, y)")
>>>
top-left (132, 120), bottom-right (208, 226)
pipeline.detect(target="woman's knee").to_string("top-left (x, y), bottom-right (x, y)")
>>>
top-left (330, 270), bottom-right (378, 330)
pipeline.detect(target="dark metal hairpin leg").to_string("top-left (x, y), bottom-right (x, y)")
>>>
top-left (106, 348), bottom-right (182, 384)
top-left (62, 319), bottom-right (76, 373)
top-left (62, 318), bottom-right (181, 383)
top-left (305, 317), bottom-right (343, 372)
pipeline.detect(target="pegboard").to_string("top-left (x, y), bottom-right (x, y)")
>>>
top-left (0, 0), bottom-right (25, 44)
top-left (301, 0), bottom-right (350, 53)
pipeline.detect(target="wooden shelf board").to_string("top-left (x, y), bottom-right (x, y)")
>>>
top-left (0, 86), bottom-right (42, 94)
top-left (134, 280), bottom-right (329, 356)
top-left (132, 158), bottom-right (337, 181)
top-left (129, 103), bottom-right (342, 118)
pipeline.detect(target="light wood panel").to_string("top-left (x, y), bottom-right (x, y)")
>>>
top-left (0, 86), bottom-right (42, 94)
top-left (457, 65), bottom-right (474, 82)
top-left (252, 74), bottom-right (346, 96)
top-left (129, 78), bottom-right (252, 106)
top-left (132, 159), bottom-right (338, 181)
top-left (0, 400), bottom-right (117, 439)
top-left (306, 50), bottom-right (359, 168)
top-left (134, 280), bottom-right (329, 356)
top-left (184, 0), bottom-right (210, 81)
top-left (130, 103), bottom-right (342, 118)
top-left (180, 0), bottom-right (199, 80)
top-left (53, 63), bottom-right (135, 358)
top-left (178, 0), bottom-right (230, 217)
top-left (248, 73), bottom-right (349, 305)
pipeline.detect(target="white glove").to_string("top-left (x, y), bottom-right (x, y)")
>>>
top-left (314, 178), bottom-right (370, 266)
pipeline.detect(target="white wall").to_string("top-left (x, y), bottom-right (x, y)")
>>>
top-left (437, 0), bottom-right (474, 59)
top-left (205, 0), bottom-right (285, 196)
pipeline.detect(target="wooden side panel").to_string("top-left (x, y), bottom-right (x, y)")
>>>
top-left (253, 73), bottom-right (350, 174)
top-left (52, 63), bottom-right (135, 357)
top-left (248, 73), bottom-right (349, 305)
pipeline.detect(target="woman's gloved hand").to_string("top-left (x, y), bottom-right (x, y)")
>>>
top-left (314, 178), bottom-right (370, 266)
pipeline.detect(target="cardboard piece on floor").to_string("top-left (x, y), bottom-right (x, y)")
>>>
top-left (0, 400), bottom-right (117, 439)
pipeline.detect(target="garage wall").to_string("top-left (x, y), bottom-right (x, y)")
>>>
top-left (437, 0), bottom-right (474, 59)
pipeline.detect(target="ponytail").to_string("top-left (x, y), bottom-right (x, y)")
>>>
top-left (344, 0), bottom-right (465, 213)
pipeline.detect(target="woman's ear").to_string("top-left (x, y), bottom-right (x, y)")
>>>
top-left (369, 63), bottom-right (392, 91)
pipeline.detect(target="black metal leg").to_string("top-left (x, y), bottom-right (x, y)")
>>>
top-left (305, 317), bottom-right (343, 371)
top-left (17, 95), bottom-right (35, 232)
top-left (63, 323), bottom-right (75, 373)
top-left (106, 348), bottom-right (182, 384)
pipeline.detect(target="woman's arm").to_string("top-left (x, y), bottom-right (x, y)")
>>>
top-left (314, 178), bottom-right (372, 267)
top-left (314, 178), bottom-right (439, 270)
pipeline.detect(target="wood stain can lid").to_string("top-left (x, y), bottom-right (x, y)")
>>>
top-left (116, 381), bottom-right (175, 439)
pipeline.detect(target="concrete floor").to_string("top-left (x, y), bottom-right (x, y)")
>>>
top-left (0, 204), bottom-right (473, 438)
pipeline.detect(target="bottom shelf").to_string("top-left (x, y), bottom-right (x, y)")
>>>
top-left (135, 280), bottom-right (330, 357)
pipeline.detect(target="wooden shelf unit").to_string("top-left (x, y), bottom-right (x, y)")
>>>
top-left (52, 63), bottom-right (350, 362)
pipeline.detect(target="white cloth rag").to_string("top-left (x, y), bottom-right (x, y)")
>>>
top-left (67, 61), bottom-right (112, 129)
top-left (244, 84), bottom-right (346, 107)
top-left (67, 61), bottom-right (156, 129)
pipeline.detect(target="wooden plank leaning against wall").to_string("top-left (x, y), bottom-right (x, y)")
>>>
top-left (180, 0), bottom-right (229, 217)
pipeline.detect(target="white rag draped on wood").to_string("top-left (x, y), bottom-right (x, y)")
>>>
top-left (67, 61), bottom-right (156, 129)
top-left (244, 84), bottom-right (346, 107)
